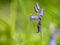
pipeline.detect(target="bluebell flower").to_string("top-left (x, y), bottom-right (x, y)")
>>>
top-left (37, 21), bottom-right (41, 32)
top-left (34, 2), bottom-right (40, 13)
top-left (30, 15), bottom-right (40, 20)
top-left (30, 2), bottom-right (44, 33)
top-left (55, 29), bottom-right (60, 33)
top-left (39, 8), bottom-right (44, 16)
top-left (50, 35), bottom-right (56, 45)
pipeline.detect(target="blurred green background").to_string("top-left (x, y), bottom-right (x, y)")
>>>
top-left (0, 0), bottom-right (60, 45)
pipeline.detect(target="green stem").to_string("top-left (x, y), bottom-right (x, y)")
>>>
top-left (9, 0), bottom-right (17, 38)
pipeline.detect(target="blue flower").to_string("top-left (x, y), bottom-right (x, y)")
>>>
top-left (30, 15), bottom-right (39, 20)
top-left (50, 36), bottom-right (55, 45)
top-left (37, 21), bottom-right (41, 32)
top-left (55, 29), bottom-right (60, 33)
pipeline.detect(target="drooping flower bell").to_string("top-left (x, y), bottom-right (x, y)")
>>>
top-left (37, 21), bottom-right (41, 32)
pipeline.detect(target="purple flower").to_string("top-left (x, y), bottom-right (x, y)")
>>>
top-left (50, 36), bottom-right (56, 45)
top-left (55, 29), bottom-right (60, 33)
top-left (34, 2), bottom-right (40, 13)
top-left (39, 8), bottom-right (44, 16)
top-left (30, 2), bottom-right (44, 33)
top-left (37, 21), bottom-right (41, 32)
top-left (30, 15), bottom-right (40, 20)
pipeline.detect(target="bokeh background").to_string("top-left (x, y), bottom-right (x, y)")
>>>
top-left (0, 0), bottom-right (60, 45)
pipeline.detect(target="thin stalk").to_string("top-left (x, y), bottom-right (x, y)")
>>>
top-left (9, 0), bottom-right (17, 39)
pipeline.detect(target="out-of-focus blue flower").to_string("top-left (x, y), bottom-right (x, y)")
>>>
top-left (50, 36), bottom-right (55, 45)
top-left (55, 29), bottom-right (60, 33)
